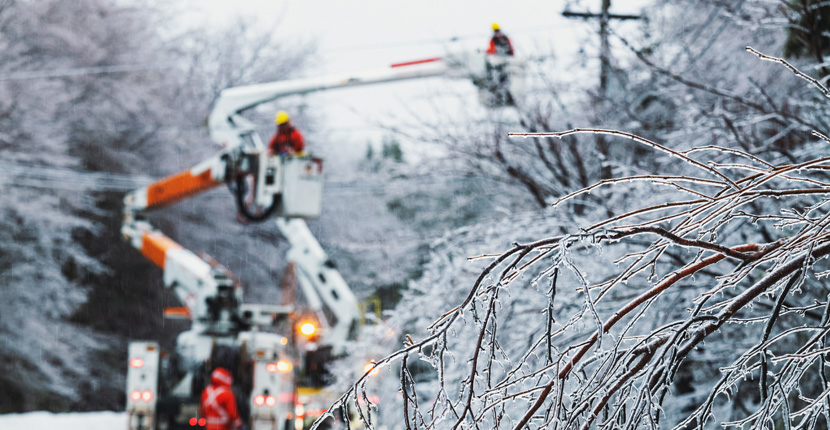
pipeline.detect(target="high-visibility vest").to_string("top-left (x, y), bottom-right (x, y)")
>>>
top-left (201, 384), bottom-right (240, 430)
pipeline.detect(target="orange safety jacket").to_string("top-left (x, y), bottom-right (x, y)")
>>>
top-left (268, 124), bottom-right (305, 155)
top-left (487, 32), bottom-right (514, 56)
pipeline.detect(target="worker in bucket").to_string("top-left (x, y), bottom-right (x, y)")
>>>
top-left (484, 23), bottom-right (516, 105)
top-left (486, 23), bottom-right (514, 56)
top-left (200, 367), bottom-right (243, 430)
top-left (268, 110), bottom-right (306, 157)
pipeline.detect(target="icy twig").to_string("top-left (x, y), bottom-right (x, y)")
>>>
top-left (508, 128), bottom-right (739, 189)
top-left (746, 46), bottom-right (830, 99)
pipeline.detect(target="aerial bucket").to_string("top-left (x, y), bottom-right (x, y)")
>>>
top-left (444, 49), bottom-right (526, 107)
top-left (280, 156), bottom-right (324, 219)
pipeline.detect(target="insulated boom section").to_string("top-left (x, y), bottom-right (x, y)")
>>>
top-left (122, 150), bottom-right (229, 213)
top-left (123, 222), bottom-right (225, 324)
top-left (141, 231), bottom-right (183, 269)
top-left (145, 169), bottom-right (219, 208)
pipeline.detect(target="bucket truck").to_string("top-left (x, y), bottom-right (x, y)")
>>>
top-left (122, 50), bottom-right (525, 430)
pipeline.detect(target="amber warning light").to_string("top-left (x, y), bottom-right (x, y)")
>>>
top-left (300, 322), bottom-right (316, 337)
top-left (266, 361), bottom-right (292, 373)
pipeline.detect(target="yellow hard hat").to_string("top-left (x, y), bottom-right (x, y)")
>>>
top-left (492, 22), bottom-right (500, 31)
top-left (275, 110), bottom-right (290, 125)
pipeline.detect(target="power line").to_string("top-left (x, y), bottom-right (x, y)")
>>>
top-left (322, 24), bottom-right (560, 54)
top-left (0, 63), bottom-right (179, 82)
top-left (0, 161), bottom-right (546, 248)
top-left (0, 23), bottom-right (561, 81)
top-left (0, 160), bottom-right (490, 193)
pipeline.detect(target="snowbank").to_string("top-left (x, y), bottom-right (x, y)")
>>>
top-left (0, 411), bottom-right (126, 430)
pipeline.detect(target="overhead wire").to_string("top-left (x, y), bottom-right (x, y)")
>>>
top-left (0, 160), bottom-right (538, 247)
top-left (322, 23), bottom-right (561, 54)
top-left (0, 23), bottom-right (555, 238)
top-left (0, 62), bottom-right (179, 82)
top-left (0, 160), bottom-right (492, 194)
top-left (0, 23), bottom-right (561, 81)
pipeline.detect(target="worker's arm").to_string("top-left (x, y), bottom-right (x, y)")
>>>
top-left (291, 129), bottom-right (305, 154)
top-left (222, 391), bottom-right (243, 429)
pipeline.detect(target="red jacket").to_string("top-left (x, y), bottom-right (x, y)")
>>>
top-left (200, 368), bottom-right (242, 430)
top-left (487, 32), bottom-right (514, 56)
top-left (268, 124), bottom-right (305, 155)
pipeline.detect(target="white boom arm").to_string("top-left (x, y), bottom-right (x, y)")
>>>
top-left (203, 58), bottom-right (456, 354)
top-left (121, 218), bottom-right (242, 333)
top-left (209, 59), bottom-right (454, 149)
top-left (205, 53), bottom-right (507, 353)
top-left (122, 50), bottom-right (521, 352)
top-left (120, 48), bottom-right (523, 430)
top-left (276, 219), bottom-right (360, 355)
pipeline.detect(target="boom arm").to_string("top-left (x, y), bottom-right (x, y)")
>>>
top-left (120, 47), bottom-right (524, 430)
top-left (122, 150), bottom-right (250, 333)
top-left (209, 58), bottom-right (461, 149)
top-left (123, 150), bottom-right (229, 214)
top-left (276, 219), bottom-right (360, 355)
top-left (122, 218), bottom-right (242, 333)
top-left (122, 50), bottom-right (515, 347)
top-left (203, 53), bottom-right (510, 353)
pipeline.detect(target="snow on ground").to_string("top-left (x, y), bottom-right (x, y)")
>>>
top-left (0, 411), bottom-right (126, 430)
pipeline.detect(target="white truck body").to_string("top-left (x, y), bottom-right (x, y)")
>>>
top-left (126, 342), bottom-right (160, 430)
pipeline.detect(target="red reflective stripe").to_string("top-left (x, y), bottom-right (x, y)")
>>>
top-left (390, 57), bottom-right (442, 68)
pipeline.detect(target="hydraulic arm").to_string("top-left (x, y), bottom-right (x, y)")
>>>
top-left (209, 58), bottom-right (452, 150)
top-left (276, 219), bottom-right (360, 356)
top-left (122, 49), bottom-right (525, 430)
top-left (121, 218), bottom-right (242, 333)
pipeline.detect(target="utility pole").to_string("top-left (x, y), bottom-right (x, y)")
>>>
top-left (599, 0), bottom-right (611, 95)
top-left (563, 0), bottom-right (641, 180)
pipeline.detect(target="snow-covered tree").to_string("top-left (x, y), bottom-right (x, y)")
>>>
top-left (319, 2), bottom-right (830, 429)
top-left (322, 56), bottom-right (830, 427)
top-left (0, 0), bottom-right (313, 411)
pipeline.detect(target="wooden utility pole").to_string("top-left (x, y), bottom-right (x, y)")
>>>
top-left (599, 0), bottom-right (611, 94)
top-left (563, 0), bottom-right (641, 179)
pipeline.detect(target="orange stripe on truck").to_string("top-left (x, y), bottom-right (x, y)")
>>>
top-left (163, 307), bottom-right (191, 320)
top-left (141, 231), bottom-right (183, 269)
top-left (146, 169), bottom-right (219, 208)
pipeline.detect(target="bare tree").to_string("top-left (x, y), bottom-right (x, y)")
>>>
top-left (316, 49), bottom-right (830, 429)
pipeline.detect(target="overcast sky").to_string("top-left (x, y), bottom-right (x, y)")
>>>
top-left (181, 0), bottom-right (652, 168)
top-left (193, 0), bottom-right (594, 70)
